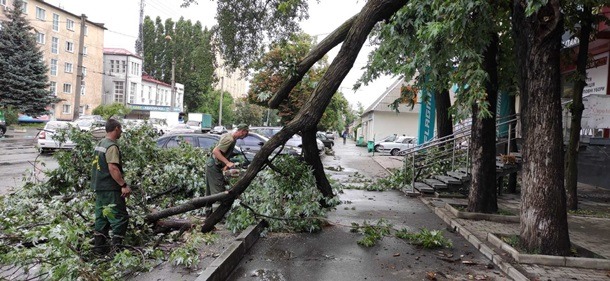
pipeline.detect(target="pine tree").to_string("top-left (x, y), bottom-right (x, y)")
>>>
top-left (0, 0), bottom-right (59, 116)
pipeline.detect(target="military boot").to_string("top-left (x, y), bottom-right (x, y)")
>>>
top-left (110, 235), bottom-right (124, 255)
top-left (93, 233), bottom-right (109, 256)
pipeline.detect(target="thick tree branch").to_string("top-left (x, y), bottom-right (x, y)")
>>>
top-left (144, 192), bottom-right (231, 223)
top-left (202, 0), bottom-right (408, 233)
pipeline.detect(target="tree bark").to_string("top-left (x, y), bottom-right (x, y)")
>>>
top-left (200, 0), bottom-right (409, 233)
top-left (566, 5), bottom-right (593, 211)
top-left (302, 128), bottom-right (334, 198)
top-left (144, 191), bottom-right (230, 223)
top-left (435, 88), bottom-right (453, 138)
top-left (468, 33), bottom-right (498, 214)
top-left (513, 0), bottom-right (571, 255)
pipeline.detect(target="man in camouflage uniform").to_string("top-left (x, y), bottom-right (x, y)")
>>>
top-left (91, 119), bottom-right (131, 255)
top-left (205, 124), bottom-right (249, 212)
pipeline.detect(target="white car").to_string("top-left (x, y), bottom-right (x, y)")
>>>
top-left (165, 124), bottom-right (197, 135)
top-left (37, 121), bottom-right (77, 153)
top-left (376, 136), bottom-right (417, 156)
top-left (211, 125), bottom-right (228, 134)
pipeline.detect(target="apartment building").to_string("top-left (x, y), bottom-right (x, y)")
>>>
top-left (0, 0), bottom-right (106, 121)
top-left (214, 55), bottom-right (248, 99)
top-left (102, 48), bottom-right (184, 120)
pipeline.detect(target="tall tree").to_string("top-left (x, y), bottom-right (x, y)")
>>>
top-left (512, 0), bottom-right (571, 255)
top-left (0, 0), bottom-right (59, 116)
top-left (233, 98), bottom-right (266, 126)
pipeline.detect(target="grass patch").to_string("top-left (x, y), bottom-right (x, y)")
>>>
top-left (498, 234), bottom-right (604, 258)
top-left (568, 209), bottom-right (610, 219)
top-left (449, 204), bottom-right (516, 216)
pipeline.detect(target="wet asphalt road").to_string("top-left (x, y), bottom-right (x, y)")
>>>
top-left (226, 141), bottom-right (507, 281)
top-left (0, 130), bottom-right (58, 195)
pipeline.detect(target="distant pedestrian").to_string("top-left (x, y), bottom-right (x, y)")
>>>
top-left (91, 119), bottom-right (131, 256)
top-left (342, 130), bottom-right (348, 145)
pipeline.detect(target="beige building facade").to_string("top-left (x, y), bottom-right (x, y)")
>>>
top-left (214, 55), bottom-right (248, 99)
top-left (0, 0), bottom-right (105, 120)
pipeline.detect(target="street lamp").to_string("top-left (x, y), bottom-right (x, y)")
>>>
top-left (219, 77), bottom-right (224, 126)
top-left (165, 35), bottom-right (176, 111)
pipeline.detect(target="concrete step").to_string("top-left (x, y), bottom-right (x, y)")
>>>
top-left (413, 181), bottom-right (435, 194)
top-left (447, 171), bottom-right (470, 181)
top-left (423, 178), bottom-right (447, 190)
top-left (434, 175), bottom-right (462, 185)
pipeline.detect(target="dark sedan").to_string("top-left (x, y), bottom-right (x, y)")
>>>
top-left (316, 132), bottom-right (334, 149)
top-left (156, 133), bottom-right (255, 163)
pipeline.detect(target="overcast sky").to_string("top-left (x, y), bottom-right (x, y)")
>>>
top-left (46, 0), bottom-right (396, 109)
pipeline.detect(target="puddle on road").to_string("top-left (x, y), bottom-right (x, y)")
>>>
top-left (250, 269), bottom-right (286, 281)
top-left (264, 248), bottom-right (294, 260)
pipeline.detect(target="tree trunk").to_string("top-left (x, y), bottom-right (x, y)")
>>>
top-left (435, 88), bottom-right (453, 138)
top-left (302, 128), bottom-right (334, 198)
top-left (513, 0), bottom-right (571, 255)
top-left (566, 5), bottom-right (593, 211)
top-left (199, 0), bottom-right (409, 233)
top-left (467, 33), bottom-right (498, 214)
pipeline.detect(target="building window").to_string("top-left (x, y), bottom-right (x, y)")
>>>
top-left (114, 81), bottom-right (124, 103)
top-left (0, 0), bottom-right (6, 6)
top-left (66, 19), bottom-right (74, 31)
top-left (63, 83), bottom-right (72, 94)
top-left (65, 41), bottom-right (74, 52)
top-left (62, 104), bottom-right (71, 114)
top-left (130, 62), bottom-right (140, 75)
top-left (129, 82), bottom-right (137, 103)
top-left (83, 46), bottom-right (87, 56)
top-left (21, 1), bottom-right (27, 13)
top-left (82, 66), bottom-right (87, 77)
top-left (121, 60), bottom-right (126, 73)
top-left (35, 7), bottom-right (45, 20)
top-left (52, 14), bottom-right (59, 31)
top-left (49, 81), bottom-right (56, 96)
top-left (50, 59), bottom-right (57, 76)
top-left (64, 62), bottom-right (73, 73)
top-left (36, 32), bottom-right (45, 44)
top-left (80, 85), bottom-right (86, 96)
top-left (79, 106), bottom-right (84, 115)
top-left (84, 25), bottom-right (88, 36)
top-left (51, 37), bottom-right (58, 54)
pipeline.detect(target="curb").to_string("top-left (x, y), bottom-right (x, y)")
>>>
top-left (195, 220), bottom-right (268, 281)
top-left (419, 197), bottom-right (529, 281)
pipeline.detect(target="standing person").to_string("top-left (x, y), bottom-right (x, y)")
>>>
top-left (205, 124), bottom-right (249, 211)
top-left (342, 129), bottom-right (348, 145)
top-left (91, 119), bottom-right (131, 255)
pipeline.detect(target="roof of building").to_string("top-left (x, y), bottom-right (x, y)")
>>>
top-left (142, 74), bottom-right (171, 87)
top-left (33, 0), bottom-right (106, 30)
top-left (103, 48), bottom-right (142, 59)
top-left (363, 78), bottom-right (421, 115)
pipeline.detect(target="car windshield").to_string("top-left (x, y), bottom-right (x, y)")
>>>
top-left (76, 120), bottom-right (93, 127)
top-left (384, 135), bottom-right (397, 142)
top-left (46, 122), bottom-right (70, 130)
top-left (187, 120), bottom-right (199, 126)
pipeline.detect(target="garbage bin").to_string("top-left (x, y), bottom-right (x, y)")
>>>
top-left (367, 141), bottom-right (374, 152)
top-left (356, 136), bottom-right (365, 146)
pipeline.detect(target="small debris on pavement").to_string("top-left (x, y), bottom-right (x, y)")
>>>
top-left (486, 263), bottom-right (494, 269)
top-left (462, 260), bottom-right (477, 265)
top-left (425, 271), bottom-right (437, 280)
top-left (393, 253), bottom-right (400, 257)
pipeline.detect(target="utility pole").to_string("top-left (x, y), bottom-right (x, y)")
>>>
top-left (171, 58), bottom-right (175, 110)
top-left (138, 0), bottom-right (145, 63)
top-left (219, 77), bottom-right (224, 126)
top-left (73, 14), bottom-right (86, 121)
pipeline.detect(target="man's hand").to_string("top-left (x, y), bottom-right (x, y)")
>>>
top-left (223, 162), bottom-right (235, 171)
top-left (121, 186), bottom-right (132, 198)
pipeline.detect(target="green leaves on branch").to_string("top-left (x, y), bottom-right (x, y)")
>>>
top-left (351, 220), bottom-right (452, 249)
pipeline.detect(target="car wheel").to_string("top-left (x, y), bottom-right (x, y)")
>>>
top-left (390, 148), bottom-right (399, 156)
top-left (330, 142), bottom-right (334, 148)
top-left (0, 126), bottom-right (5, 137)
top-left (374, 145), bottom-right (380, 152)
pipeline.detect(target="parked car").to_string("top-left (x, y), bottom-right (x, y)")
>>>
top-left (156, 133), bottom-right (255, 164)
top-left (75, 118), bottom-right (105, 132)
top-left (316, 132), bottom-right (334, 149)
top-left (36, 121), bottom-right (77, 153)
top-left (325, 131), bottom-right (335, 140)
top-left (376, 136), bottom-right (417, 156)
top-left (374, 134), bottom-right (399, 152)
top-left (165, 124), bottom-right (197, 135)
top-left (211, 126), bottom-right (228, 134)
top-left (235, 132), bottom-right (302, 156)
top-left (250, 127), bottom-right (325, 153)
top-left (186, 120), bottom-right (202, 132)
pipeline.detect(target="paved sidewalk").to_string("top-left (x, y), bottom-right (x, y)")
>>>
top-left (367, 144), bottom-right (610, 280)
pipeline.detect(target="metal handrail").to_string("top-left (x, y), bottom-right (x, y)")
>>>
top-left (402, 114), bottom-right (520, 192)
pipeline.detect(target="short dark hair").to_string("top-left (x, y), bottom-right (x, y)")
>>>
top-left (105, 119), bottom-right (122, 132)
